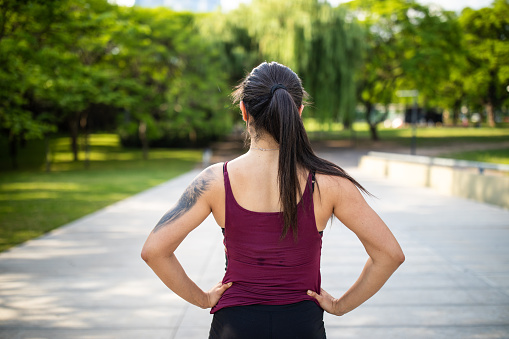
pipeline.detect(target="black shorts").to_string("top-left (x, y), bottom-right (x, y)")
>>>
top-left (209, 300), bottom-right (326, 339)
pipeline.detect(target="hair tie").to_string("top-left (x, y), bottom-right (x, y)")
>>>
top-left (270, 84), bottom-right (287, 96)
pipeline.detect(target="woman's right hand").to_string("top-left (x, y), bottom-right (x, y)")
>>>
top-left (203, 282), bottom-right (233, 309)
top-left (307, 288), bottom-right (344, 316)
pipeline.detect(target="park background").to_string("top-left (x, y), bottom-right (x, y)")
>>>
top-left (1, 0), bottom-right (509, 338)
top-left (1, 0), bottom-right (509, 272)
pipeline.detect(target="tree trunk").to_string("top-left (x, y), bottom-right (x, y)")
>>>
top-left (80, 112), bottom-right (89, 169)
top-left (485, 102), bottom-right (495, 127)
top-left (452, 109), bottom-right (459, 126)
top-left (369, 124), bottom-right (379, 141)
top-left (349, 125), bottom-right (357, 148)
top-left (365, 102), bottom-right (379, 141)
top-left (343, 111), bottom-right (352, 130)
top-left (45, 135), bottom-right (51, 172)
top-left (69, 117), bottom-right (79, 162)
top-left (452, 99), bottom-right (461, 126)
top-left (8, 135), bottom-right (18, 169)
top-left (139, 120), bottom-right (149, 160)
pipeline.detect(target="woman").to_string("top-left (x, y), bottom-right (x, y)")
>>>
top-left (141, 62), bottom-right (405, 338)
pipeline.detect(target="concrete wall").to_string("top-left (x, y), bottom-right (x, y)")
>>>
top-left (359, 155), bottom-right (509, 209)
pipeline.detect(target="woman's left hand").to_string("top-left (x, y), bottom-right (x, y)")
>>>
top-left (307, 288), bottom-right (344, 316)
top-left (203, 282), bottom-right (233, 309)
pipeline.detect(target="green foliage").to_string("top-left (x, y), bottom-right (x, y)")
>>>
top-left (0, 0), bottom-right (232, 167)
top-left (0, 0), bottom-right (122, 164)
top-left (347, 0), bottom-right (464, 139)
top-left (203, 0), bottom-right (365, 127)
top-left (0, 1), bottom-right (58, 142)
top-left (459, 0), bottom-right (509, 126)
top-left (1, 0), bottom-right (507, 161)
top-left (112, 6), bottom-right (231, 148)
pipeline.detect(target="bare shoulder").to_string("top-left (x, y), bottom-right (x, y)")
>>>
top-left (314, 172), bottom-right (366, 215)
top-left (201, 162), bottom-right (224, 180)
top-left (315, 173), bottom-right (361, 197)
top-left (193, 162), bottom-right (224, 196)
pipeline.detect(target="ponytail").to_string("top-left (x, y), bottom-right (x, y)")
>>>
top-left (270, 88), bottom-right (301, 239)
top-left (232, 62), bottom-right (371, 240)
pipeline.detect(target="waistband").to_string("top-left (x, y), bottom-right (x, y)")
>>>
top-left (218, 300), bottom-right (321, 314)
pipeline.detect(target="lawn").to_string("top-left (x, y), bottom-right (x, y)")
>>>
top-left (0, 134), bottom-right (202, 252)
top-left (303, 120), bottom-right (509, 165)
top-left (439, 148), bottom-right (509, 165)
top-left (303, 120), bottom-right (509, 147)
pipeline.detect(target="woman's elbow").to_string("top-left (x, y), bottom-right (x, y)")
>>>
top-left (391, 248), bottom-right (405, 267)
top-left (377, 248), bottom-right (405, 269)
top-left (141, 240), bottom-right (161, 264)
top-left (141, 245), bottom-right (153, 263)
top-left (141, 241), bottom-right (175, 264)
top-left (397, 252), bottom-right (405, 266)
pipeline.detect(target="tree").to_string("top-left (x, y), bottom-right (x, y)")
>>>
top-left (0, 0), bottom-right (122, 167)
top-left (36, 0), bottom-right (122, 162)
top-left (0, 0), bottom-right (58, 168)
top-left (114, 7), bottom-right (230, 157)
top-left (459, 0), bottom-right (509, 126)
top-left (213, 0), bottom-right (364, 129)
top-left (347, 0), bottom-right (463, 139)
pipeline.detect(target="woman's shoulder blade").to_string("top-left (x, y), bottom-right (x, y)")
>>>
top-left (315, 172), bottom-right (359, 199)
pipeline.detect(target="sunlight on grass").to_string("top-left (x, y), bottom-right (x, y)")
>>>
top-left (303, 118), bottom-right (509, 146)
top-left (45, 134), bottom-right (202, 171)
top-left (0, 133), bottom-right (202, 252)
top-left (51, 134), bottom-right (121, 150)
top-left (303, 118), bottom-right (344, 132)
top-left (0, 192), bottom-right (61, 201)
top-left (1, 182), bottom-right (82, 191)
top-left (51, 151), bottom-right (141, 162)
top-left (387, 127), bottom-right (509, 138)
top-left (303, 119), bottom-right (369, 132)
top-left (440, 149), bottom-right (509, 165)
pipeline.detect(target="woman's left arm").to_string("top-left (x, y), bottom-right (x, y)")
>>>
top-left (141, 165), bottom-right (231, 309)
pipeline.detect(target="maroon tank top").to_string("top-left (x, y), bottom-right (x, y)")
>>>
top-left (211, 162), bottom-right (322, 314)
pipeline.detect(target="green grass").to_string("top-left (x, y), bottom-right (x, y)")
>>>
top-left (303, 120), bottom-right (509, 147)
top-left (0, 134), bottom-right (202, 252)
top-left (439, 148), bottom-right (509, 165)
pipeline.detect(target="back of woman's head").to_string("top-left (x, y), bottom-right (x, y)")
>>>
top-left (233, 62), bottom-right (369, 240)
top-left (232, 62), bottom-right (305, 143)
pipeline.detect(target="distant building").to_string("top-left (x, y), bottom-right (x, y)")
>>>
top-left (134, 0), bottom-right (221, 12)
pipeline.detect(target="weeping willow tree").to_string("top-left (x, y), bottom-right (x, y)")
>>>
top-left (298, 5), bottom-right (365, 128)
top-left (219, 0), bottom-right (365, 128)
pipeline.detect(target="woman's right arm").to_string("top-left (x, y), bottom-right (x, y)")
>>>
top-left (308, 176), bottom-right (405, 316)
top-left (141, 164), bottom-right (231, 309)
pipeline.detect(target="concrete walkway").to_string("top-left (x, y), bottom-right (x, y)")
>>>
top-left (1, 150), bottom-right (509, 338)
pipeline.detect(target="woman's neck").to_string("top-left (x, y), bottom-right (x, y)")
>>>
top-left (249, 138), bottom-right (279, 152)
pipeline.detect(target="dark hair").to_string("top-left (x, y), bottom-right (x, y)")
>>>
top-left (232, 61), bottom-right (370, 239)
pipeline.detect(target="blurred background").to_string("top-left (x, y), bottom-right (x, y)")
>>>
top-left (1, 0), bottom-right (508, 251)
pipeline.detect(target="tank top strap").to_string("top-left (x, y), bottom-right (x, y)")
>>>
top-left (223, 161), bottom-right (233, 200)
top-left (311, 170), bottom-right (316, 193)
top-left (301, 169), bottom-right (314, 210)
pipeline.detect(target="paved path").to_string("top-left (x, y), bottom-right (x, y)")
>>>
top-left (1, 150), bottom-right (509, 338)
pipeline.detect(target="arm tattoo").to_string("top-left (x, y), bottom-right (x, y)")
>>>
top-left (152, 169), bottom-right (215, 233)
